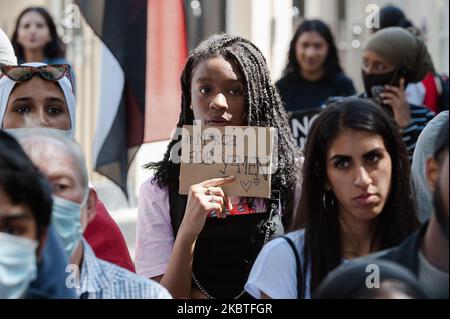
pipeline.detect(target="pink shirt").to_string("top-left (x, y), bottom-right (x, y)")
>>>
top-left (135, 177), bottom-right (267, 279)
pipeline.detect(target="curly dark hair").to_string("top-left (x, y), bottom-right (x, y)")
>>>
top-left (11, 7), bottom-right (66, 62)
top-left (282, 19), bottom-right (343, 80)
top-left (146, 33), bottom-right (301, 223)
top-left (293, 97), bottom-right (420, 294)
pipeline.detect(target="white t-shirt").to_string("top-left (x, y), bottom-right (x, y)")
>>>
top-left (406, 82), bottom-right (426, 106)
top-left (245, 229), bottom-right (312, 299)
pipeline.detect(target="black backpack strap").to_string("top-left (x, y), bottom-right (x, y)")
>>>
top-left (280, 236), bottom-right (304, 299)
top-left (168, 181), bottom-right (188, 238)
top-left (437, 73), bottom-right (449, 112)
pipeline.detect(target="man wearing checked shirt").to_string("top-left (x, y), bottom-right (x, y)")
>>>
top-left (19, 130), bottom-right (171, 299)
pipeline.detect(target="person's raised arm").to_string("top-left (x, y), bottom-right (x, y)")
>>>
top-left (160, 176), bottom-right (235, 298)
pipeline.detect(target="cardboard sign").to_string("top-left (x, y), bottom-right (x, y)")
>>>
top-left (289, 108), bottom-right (322, 149)
top-left (179, 125), bottom-right (275, 198)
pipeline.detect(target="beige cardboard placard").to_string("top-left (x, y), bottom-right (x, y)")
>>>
top-left (179, 125), bottom-right (275, 198)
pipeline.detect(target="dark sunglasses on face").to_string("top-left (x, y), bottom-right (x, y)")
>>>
top-left (0, 64), bottom-right (74, 93)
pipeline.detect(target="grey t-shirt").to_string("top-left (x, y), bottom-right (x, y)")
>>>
top-left (412, 111), bottom-right (449, 222)
top-left (418, 250), bottom-right (449, 298)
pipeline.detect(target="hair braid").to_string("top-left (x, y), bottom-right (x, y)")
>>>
top-left (146, 33), bottom-right (300, 219)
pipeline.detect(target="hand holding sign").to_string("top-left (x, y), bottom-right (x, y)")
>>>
top-left (178, 176), bottom-right (235, 238)
top-left (179, 125), bottom-right (275, 198)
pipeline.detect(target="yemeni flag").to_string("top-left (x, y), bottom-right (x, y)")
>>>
top-left (76, 0), bottom-right (187, 196)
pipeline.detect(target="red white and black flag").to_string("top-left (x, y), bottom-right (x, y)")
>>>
top-left (76, 0), bottom-right (187, 196)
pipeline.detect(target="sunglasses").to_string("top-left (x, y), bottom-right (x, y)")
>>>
top-left (0, 64), bottom-right (74, 93)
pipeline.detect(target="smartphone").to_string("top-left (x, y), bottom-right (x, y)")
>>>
top-left (370, 85), bottom-right (395, 118)
top-left (371, 85), bottom-right (385, 100)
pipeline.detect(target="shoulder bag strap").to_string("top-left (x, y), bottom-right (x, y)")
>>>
top-left (280, 235), bottom-right (304, 299)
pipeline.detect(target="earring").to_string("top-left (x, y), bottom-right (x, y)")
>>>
top-left (322, 191), bottom-right (335, 213)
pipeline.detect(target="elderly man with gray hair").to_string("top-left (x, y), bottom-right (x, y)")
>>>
top-left (2, 26), bottom-right (76, 299)
top-left (19, 130), bottom-right (171, 299)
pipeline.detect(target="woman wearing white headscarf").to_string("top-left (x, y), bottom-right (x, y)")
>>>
top-left (0, 62), bottom-right (135, 273)
top-left (0, 40), bottom-right (76, 297)
top-left (0, 62), bottom-right (76, 138)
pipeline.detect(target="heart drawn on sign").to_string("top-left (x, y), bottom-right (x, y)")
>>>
top-left (240, 180), bottom-right (252, 192)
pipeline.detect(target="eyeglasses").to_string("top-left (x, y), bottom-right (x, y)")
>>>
top-left (0, 64), bottom-right (74, 93)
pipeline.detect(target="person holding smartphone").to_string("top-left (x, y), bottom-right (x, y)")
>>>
top-left (361, 27), bottom-right (435, 159)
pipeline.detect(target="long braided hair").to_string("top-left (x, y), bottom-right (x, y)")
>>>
top-left (146, 33), bottom-right (300, 222)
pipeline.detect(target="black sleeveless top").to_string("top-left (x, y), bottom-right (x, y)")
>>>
top-left (168, 181), bottom-right (281, 298)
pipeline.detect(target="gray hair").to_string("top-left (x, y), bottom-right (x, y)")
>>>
top-left (17, 128), bottom-right (89, 197)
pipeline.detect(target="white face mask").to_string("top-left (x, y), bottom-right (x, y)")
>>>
top-left (51, 196), bottom-right (84, 257)
top-left (0, 232), bottom-right (38, 299)
top-left (2, 128), bottom-right (73, 140)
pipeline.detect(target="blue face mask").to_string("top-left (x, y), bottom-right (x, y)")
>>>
top-left (51, 196), bottom-right (84, 257)
top-left (0, 232), bottom-right (38, 299)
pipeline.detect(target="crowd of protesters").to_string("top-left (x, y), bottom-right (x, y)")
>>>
top-left (0, 5), bottom-right (448, 299)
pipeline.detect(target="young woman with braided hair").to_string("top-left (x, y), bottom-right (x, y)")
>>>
top-left (136, 33), bottom-right (301, 299)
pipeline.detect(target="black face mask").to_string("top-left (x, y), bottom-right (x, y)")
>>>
top-left (433, 182), bottom-right (449, 241)
top-left (362, 69), bottom-right (402, 98)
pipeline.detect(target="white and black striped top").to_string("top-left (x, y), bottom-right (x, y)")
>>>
top-left (325, 95), bottom-right (435, 160)
top-left (402, 104), bottom-right (435, 159)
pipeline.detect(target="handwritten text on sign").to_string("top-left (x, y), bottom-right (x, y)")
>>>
top-left (179, 125), bottom-right (276, 198)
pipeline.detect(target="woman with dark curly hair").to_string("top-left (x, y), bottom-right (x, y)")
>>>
top-left (136, 33), bottom-right (301, 299)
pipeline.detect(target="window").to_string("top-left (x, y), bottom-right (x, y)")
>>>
top-left (184, 0), bottom-right (226, 50)
top-left (292, 0), bottom-right (305, 27)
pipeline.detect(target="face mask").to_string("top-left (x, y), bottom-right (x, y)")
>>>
top-left (362, 69), bottom-right (400, 98)
top-left (52, 196), bottom-right (84, 257)
top-left (2, 128), bottom-right (73, 140)
top-left (0, 232), bottom-right (38, 299)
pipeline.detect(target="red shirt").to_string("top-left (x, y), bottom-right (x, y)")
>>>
top-left (84, 199), bottom-right (135, 272)
top-left (422, 72), bottom-right (439, 113)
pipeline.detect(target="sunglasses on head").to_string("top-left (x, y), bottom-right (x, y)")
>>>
top-left (0, 64), bottom-right (74, 93)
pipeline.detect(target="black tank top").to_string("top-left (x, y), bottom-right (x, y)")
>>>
top-left (168, 181), bottom-right (280, 298)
